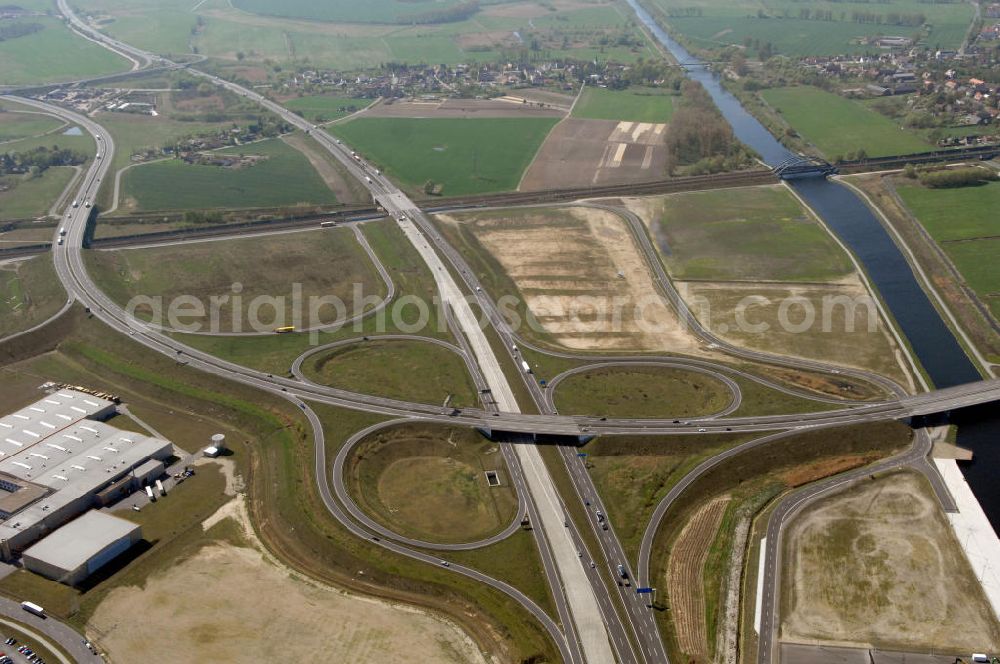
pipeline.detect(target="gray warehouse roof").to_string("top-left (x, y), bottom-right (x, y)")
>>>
top-left (21, 510), bottom-right (140, 572)
top-left (0, 389), bottom-right (172, 549)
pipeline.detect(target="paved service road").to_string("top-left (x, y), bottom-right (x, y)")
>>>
top-left (0, 598), bottom-right (100, 663)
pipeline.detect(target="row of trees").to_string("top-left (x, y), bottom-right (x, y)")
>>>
top-left (399, 1), bottom-right (480, 26)
top-left (851, 10), bottom-right (926, 25)
top-left (665, 7), bottom-right (703, 17)
top-left (904, 164), bottom-right (999, 187)
top-left (0, 146), bottom-right (86, 177)
top-left (663, 81), bottom-right (754, 175)
top-left (0, 21), bottom-right (42, 41)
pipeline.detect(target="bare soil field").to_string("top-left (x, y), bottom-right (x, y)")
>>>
top-left (668, 495), bottom-right (730, 658)
top-left (90, 491), bottom-right (486, 663)
top-left (519, 118), bottom-right (668, 190)
top-left (782, 471), bottom-right (1000, 652)
top-left (364, 98), bottom-right (564, 119)
top-left (678, 280), bottom-right (912, 388)
top-left (438, 206), bottom-right (711, 354)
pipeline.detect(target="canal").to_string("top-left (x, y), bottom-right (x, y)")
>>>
top-left (625, 0), bottom-right (998, 530)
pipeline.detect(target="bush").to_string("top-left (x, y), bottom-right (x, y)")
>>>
top-left (918, 166), bottom-right (998, 188)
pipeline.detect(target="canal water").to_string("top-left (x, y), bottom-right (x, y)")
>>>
top-left (624, 0), bottom-right (998, 530)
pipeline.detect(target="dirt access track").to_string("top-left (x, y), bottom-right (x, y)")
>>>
top-left (519, 118), bottom-right (668, 190)
top-left (782, 471), bottom-right (1000, 652)
top-left (363, 98), bottom-right (565, 119)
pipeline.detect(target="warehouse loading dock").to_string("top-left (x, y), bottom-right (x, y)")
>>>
top-left (0, 388), bottom-right (173, 560)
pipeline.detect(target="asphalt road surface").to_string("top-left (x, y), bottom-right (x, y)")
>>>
top-left (8, 7), bottom-right (1000, 663)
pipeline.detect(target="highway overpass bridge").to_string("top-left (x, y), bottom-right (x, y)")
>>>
top-left (472, 378), bottom-right (1000, 440)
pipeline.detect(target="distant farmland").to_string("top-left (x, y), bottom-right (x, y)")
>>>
top-left (761, 86), bottom-right (931, 159)
top-left (897, 180), bottom-right (1000, 319)
top-left (572, 87), bottom-right (676, 124)
top-left (283, 95), bottom-right (373, 122)
top-left (231, 0), bottom-right (469, 23)
top-left (646, 0), bottom-right (974, 55)
top-left (120, 137), bottom-right (338, 211)
top-left (0, 16), bottom-right (130, 84)
top-left (331, 117), bottom-right (558, 196)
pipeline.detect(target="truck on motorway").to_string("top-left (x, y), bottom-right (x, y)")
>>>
top-left (145, 485), bottom-right (156, 502)
top-left (57, 237), bottom-right (64, 246)
top-left (521, 360), bottom-right (531, 374)
top-left (71, 200), bottom-right (78, 208)
top-left (617, 564), bottom-right (631, 586)
top-left (20, 601), bottom-right (44, 617)
top-left (59, 228), bottom-right (66, 236)
top-left (320, 220), bottom-right (337, 228)
top-left (365, 176), bottom-right (372, 183)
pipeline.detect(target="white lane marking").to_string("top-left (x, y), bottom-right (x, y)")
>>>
top-left (754, 537), bottom-right (766, 634)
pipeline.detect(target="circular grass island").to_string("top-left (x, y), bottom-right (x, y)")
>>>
top-left (301, 338), bottom-right (478, 407)
top-left (552, 364), bottom-right (736, 419)
top-left (346, 425), bottom-right (519, 544)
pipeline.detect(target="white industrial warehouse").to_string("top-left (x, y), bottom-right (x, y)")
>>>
top-left (0, 387), bottom-right (173, 577)
top-left (22, 510), bottom-right (142, 585)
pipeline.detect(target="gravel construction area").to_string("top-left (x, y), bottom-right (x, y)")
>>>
top-left (782, 471), bottom-right (1000, 652)
top-left (89, 487), bottom-right (486, 664)
top-left (440, 206), bottom-right (712, 353)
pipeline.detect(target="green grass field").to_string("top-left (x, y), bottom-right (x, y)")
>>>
top-left (761, 86), bottom-right (932, 159)
top-left (120, 137), bottom-right (338, 210)
top-left (331, 117), bottom-right (558, 196)
top-left (231, 0), bottom-right (468, 23)
top-left (95, 111), bottom-right (237, 208)
top-left (635, 185), bottom-right (854, 282)
top-left (0, 127), bottom-right (96, 160)
top-left (572, 86), bottom-right (676, 123)
top-left (302, 338), bottom-right (478, 407)
top-left (0, 110), bottom-right (65, 143)
top-left (0, 16), bottom-right (131, 84)
top-left (584, 434), bottom-right (754, 561)
top-left (167, 219), bottom-right (455, 372)
top-left (0, 166), bottom-right (76, 220)
top-left (283, 95), bottom-right (373, 122)
top-left (347, 424), bottom-right (518, 544)
top-left (896, 180), bottom-right (1000, 318)
top-left (647, 0), bottom-right (974, 55)
top-left (76, 0), bottom-right (655, 71)
top-left (84, 227), bottom-right (382, 333)
top-left (0, 255), bottom-right (66, 338)
top-left (553, 365), bottom-right (733, 418)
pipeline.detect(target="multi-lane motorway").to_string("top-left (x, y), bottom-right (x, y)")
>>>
top-left (7, 80), bottom-right (1000, 664)
top-left (6, 5), bottom-right (1000, 663)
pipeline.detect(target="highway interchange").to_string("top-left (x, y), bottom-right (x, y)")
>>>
top-left (2, 4), bottom-right (1000, 662)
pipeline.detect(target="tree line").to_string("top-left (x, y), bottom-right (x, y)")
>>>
top-left (663, 81), bottom-right (754, 175)
top-left (0, 145), bottom-right (87, 177)
top-left (399, 1), bottom-right (480, 25)
top-left (0, 22), bottom-right (42, 41)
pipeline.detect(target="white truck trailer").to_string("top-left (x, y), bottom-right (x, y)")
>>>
top-left (20, 601), bottom-right (45, 617)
